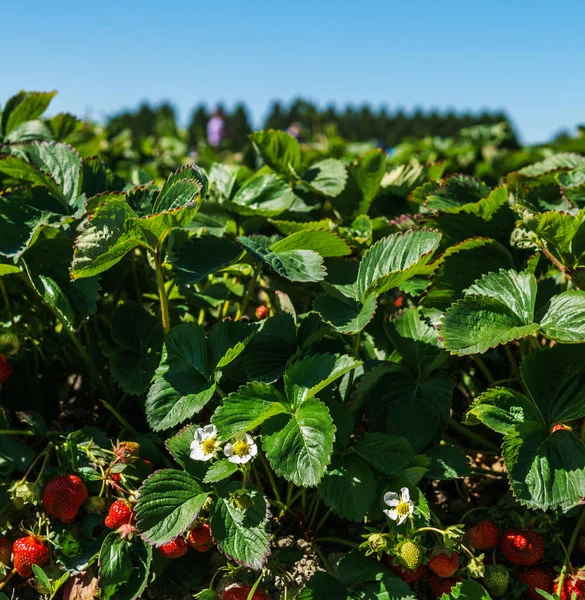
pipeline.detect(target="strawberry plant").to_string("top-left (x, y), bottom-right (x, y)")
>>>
top-left (3, 89), bottom-right (585, 599)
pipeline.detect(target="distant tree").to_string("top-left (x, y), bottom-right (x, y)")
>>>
top-left (264, 101), bottom-right (288, 131)
top-left (227, 103), bottom-right (252, 149)
top-left (187, 104), bottom-right (209, 148)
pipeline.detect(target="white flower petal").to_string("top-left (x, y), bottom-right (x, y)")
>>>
top-left (383, 509), bottom-right (398, 521)
top-left (190, 443), bottom-right (206, 461)
top-left (239, 454), bottom-right (252, 464)
top-left (227, 454), bottom-right (242, 464)
top-left (224, 443), bottom-right (234, 457)
top-left (408, 500), bottom-right (415, 513)
top-left (249, 443), bottom-right (258, 457)
top-left (202, 424), bottom-right (217, 437)
top-left (397, 513), bottom-right (408, 525)
top-left (194, 430), bottom-right (205, 443)
top-left (244, 433), bottom-right (254, 445)
top-left (400, 487), bottom-right (410, 502)
top-left (384, 491), bottom-right (399, 506)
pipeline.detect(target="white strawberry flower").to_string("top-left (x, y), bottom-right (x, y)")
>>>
top-left (224, 433), bottom-right (258, 465)
top-left (190, 424), bottom-right (219, 462)
top-left (383, 487), bottom-right (414, 525)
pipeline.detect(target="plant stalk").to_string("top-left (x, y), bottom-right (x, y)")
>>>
top-left (557, 507), bottom-right (585, 593)
top-left (236, 264), bottom-right (260, 320)
top-left (154, 251), bottom-right (170, 335)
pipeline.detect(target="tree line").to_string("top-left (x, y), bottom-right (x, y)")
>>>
top-left (106, 98), bottom-right (520, 149)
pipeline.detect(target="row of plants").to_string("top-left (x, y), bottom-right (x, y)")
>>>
top-left (2, 90), bottom-right (585, 599)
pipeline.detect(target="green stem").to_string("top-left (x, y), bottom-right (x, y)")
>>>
top-left (0, 429), bottom-right (60, 436)
top-left (259, 451), bottom-right (281, 504)
top-left (504, 344), bottom-right (522, 385)
top-left (0, 279), bottom-right (12, 320)
top-left (344, 331), bottom-right (361, 403)
top-left (313, 537), bottom-right (359, 548)
top-left (557, 507), bottom-right (585, 592)
top-left (447, 419), bottom-right (500, 453)
top-left (471, 355), bottom-right (495, 384)
top-left (315, 508), bottom-right (332, 532)
top-left (236, 264), bottom-right (260, 320)
top-left (154, 251), bottom-right (170, 335)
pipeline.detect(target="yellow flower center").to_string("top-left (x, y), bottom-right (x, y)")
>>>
top-left (396, 501), bottom-right (411, 517)
top-left (232, 440), bottom-right (250, 457)
top-left (202, 438), bottom-right (217, 455)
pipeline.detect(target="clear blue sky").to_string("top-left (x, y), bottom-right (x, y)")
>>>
top-left (2, 0), bottom-right (584, 144)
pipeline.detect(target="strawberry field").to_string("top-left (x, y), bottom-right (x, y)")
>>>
top-left (2, 90), bottom-right (585, 599)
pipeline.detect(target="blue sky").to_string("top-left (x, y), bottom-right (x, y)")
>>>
top-left (2, 0), bottom-right (584, 143)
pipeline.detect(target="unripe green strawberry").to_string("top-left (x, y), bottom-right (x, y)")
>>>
top-left (0, 332), bottom-right (20, 355)
top-left (484, 565), bottom-right (509, 597)
top-left (397, 540), bottom-right (422, 570)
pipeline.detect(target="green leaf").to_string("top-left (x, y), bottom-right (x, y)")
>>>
top-left (446, 580), bottom-right (492, 600)
top-left (99, 533), bottom-right (133, 591)
top-left (511, 153), bottom-right (585, 180)
top-left (203, 459), bottom-right (239, 483)
top-left (212, 382), bottom-right (289, 440)
top-left (270, 218), bottom-right (336, 235)
top-left (250, 130), bottom-right (301, 174)
top-left (152, 164), bottom-right (207, 214)
top-left (0, 264), bottom-right (21, 276)
top-left (227, 173), bottom-right (294, 216)
top-left (170, 235), bottom-right (242, 285)
top-left (298, 572), bottom-right (347, 600)
top-left (439, 269), bottom-right (539, 355)
top-left (422, 237), bottom-right (514, 310)
top-left (425, 445), bottom-right (471, 480)
top-left (540, 290), bottom-right (585, 342)
top-left (424, 174), bottom-right (490, 212)
top-left (135, 469), bottom-right (208, 545)
top-left (356, 229), bottom-right (442, 299)
top-left (0, 187), bottom-right (71, 257)
top-left (1, 91), bottom-right (56, 137)
top-left (354, 433), bottom-right (415, 476)
top-left (108, 303), bottom-right (163, 395)
top-left (208, 319), bottom-right (257, 371)
top-left (210, 482), bottom-right (270, 569)
top-left (313, 292), bottom-right (377, 335)
top-left (503, 423), bottom-right (585, 510)
top-left (72, 197), bottom-right (151, 278)
top-left (263, 397), bottom-right (335, 486)
top-left (238, 235), bottom-right (326, 282)
top-left (270, 229), bottom-right (351, 257)
top-left (243, 313), bottom-right (297, 383)
top-left (1, 142), bottom-right (82, 204)
top-left (468, 387), bottom-right (542, 435)
top-left (520, 343), bottom-right (585, 426)
top-left (334, 149), bottom-right (387, 215)
top-left (318, 455), bottom-right (376, 521)
top-left (145, 323), bottom-right (215, 431)
top-left (32, 565), bottom-right (52, 595)
top-left (284, 353), bottom-right (362, 406)
top-left (302, 159), bottom-right (348, 197)
top-left (385, 307), bottom-right (446, 378)
top-left (99, 534), bottom-right (152, 600)
top-left (165, 425), bottom-right (208, 480)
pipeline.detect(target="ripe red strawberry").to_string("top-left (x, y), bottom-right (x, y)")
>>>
top-left (389, 561), bottom-right (425, 583)
top-left (427, 572), bottom-right (461, 597)
top-left (429, 550), bottom-right (459, 577)
top-left (0, 536), bottom-right (11, 565)
top-left (517, 567), bottom-right (554, 599)
top-left (222, 585), bottom-right (270, 600)
top-left (0, 355), bottom-right (12, 383)
top-left (187, 522), bottom-right (213, 552)
top-left (255, 305), bottom-right (268, 320)
top-left (467, 520), bottom-right (499, 550)
top-left (500, 529), bottom-right (544, 565)
top-left (13, 536), bottom-right (49, 577)
top-left (104, 500), bottom-right (133, 529)
top-left (42, 474), bottom-right (88, 523)
top-left (157, 537), bottom-right (188, 559)
top-left (555, 575), bottom-right (585, 600)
